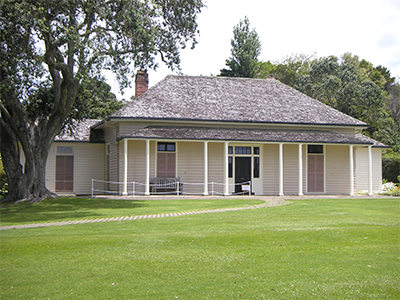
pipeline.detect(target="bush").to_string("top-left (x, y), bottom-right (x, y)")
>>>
top-left (382, 150), bottom-right (400, 183)
top-left (0, 156), bottom-right (7, 196)
top-left (391, 187), bottom-right (400, 197)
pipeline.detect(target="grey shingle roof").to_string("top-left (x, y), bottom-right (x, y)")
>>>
top-left (355, 133), bottom-right (389, 148)
top-left (111, 76), bottom-right (367, 126)
top-left (54, 120), bottom-right (103, 142)
top-left (117, 126), bottom-right (379, 146)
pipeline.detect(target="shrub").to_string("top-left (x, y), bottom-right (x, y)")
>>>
top-left (391, 187), bottom-right (400, 196)
top-left (382, 150), bottom-right (400, 183)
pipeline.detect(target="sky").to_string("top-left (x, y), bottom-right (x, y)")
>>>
top-left (110, 0), bottom-right (400, 100)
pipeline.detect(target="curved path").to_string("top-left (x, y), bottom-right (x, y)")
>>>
top-left (0, 197), bottom-right (287, 231)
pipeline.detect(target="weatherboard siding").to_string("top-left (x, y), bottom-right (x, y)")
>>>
top-left (46, 142), bottom-right (105, 195)
top-left (355, 147), bottom-right (382, 191)
top-left (119, 122), bottom-right (147, 137)
top-left (73, 143), bottom-right (105, 195)
top-left (177, 142), bottom-right (204, 195)
top-left (282, 144), bottom-right (300, 195)
top-left (208, 142), bottom-right (224, 195)
top-left (105, 126), bottom-right (119, 192)
top-left (325, 145), bottom-right (350, 194)
top-left (263, 144), bottom-right (279, 195)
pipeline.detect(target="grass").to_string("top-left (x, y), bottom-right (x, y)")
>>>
top-left (1, 198), bottom-right (399, 299)
top-left (0, 197), bottom-right (264, 226)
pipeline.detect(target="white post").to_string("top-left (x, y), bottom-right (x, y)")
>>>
top-left (91, 179), bottom-right (94, 198)
top-left (224, 142), bottom-right (229, 196)
top-left (298, 144), bottom-right (303, 196)
top-left (279, 143), bottom-right (284, 196)
top-left (123, 139), bottom-right (128, 196)
top-left (349, 145), bottom-right (354, 196)
top-left (145, 139), bottom-right (150, 196)
top-left (203, 141), bottom-right (209, 196)
top-left (368, 145), bottom-right (373, 196)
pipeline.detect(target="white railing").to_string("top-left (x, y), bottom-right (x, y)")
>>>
top-left (91, 179), bottom-right (252, 197)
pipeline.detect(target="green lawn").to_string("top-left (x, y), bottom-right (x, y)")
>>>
top-left (0, 197), bottom-right (264, 226)
top-left (1, 198), bottom-right (399, 299)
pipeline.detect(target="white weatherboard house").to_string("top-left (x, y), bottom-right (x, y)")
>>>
top-left (47, 73), bottom-right (387, 196)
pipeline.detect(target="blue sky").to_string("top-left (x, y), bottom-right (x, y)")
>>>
top-left (109, 0), bottom-right (400, 99)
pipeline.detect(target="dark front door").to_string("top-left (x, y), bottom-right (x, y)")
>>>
top-left (235, 157), bottom-right (251, 194)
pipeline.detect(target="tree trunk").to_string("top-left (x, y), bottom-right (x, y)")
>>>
top-left (0, 116), bottom-right (57, 203)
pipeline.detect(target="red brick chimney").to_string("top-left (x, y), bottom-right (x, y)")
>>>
top-left (135, 70), bottom-right (149, 98)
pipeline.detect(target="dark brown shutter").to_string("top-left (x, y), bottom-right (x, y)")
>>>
top-left (157, 153), bottom-right (175, 178)
top-left (307, 155), bottom-right (324, 192)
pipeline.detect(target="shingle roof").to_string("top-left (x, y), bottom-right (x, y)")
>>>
top-left (54, 120), bottom-right (103, 142)
top-left (355, 133), bottom-right (389, 148)
top-left (117, 126), bottom-right (382, 146)
top-left (111, 75), bottom-right (367, 126)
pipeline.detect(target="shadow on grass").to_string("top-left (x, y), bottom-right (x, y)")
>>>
top-left (0, 197), bottom-right (146, 225)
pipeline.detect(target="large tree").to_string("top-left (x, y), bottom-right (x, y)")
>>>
top-left (219, 16), bottom-right (261, 78)
top-left (0, 0), bottom-right (204, 203)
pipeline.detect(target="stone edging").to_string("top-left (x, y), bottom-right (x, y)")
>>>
top-left (0, 198), bottom-right (288, 231)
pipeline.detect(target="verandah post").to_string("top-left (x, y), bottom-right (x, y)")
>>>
top-left (368, 145), bottom-right (373, 196)
top-left (145, 139), bottom-right (150, 196)
top-left (203, 141), bottom-right (209, 196)
top-left (349, 145), bottom-right (354, 196)
top-left (279, 143), bottom-right (284, 196)
top-left (224, 142), bottom-right (229, 196)
top-left (123, 139), bottom-right (128, 196)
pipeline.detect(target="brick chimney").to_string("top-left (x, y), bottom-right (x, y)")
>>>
top-left (135, 70), bottom-right (148, 98)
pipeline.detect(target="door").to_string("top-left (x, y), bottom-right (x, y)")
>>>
top-left (308, 154), bottom-right (324, 192)
top-left (235, 157), bottom-right (251, 194)
top-left (157, 152), bottom-right (176, 178)
top-left (56, 156), bottom-right (74, 192)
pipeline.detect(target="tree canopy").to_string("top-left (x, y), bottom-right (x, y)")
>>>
top-left (0, 0), bottom-right (204, 203)
top-left (219, 16), bottom-right (261, 78)
top-left (259, 53), bottom-right (400, 153)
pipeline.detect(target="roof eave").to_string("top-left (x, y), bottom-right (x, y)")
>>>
top-left (107, 116), bottom-right (368, 128)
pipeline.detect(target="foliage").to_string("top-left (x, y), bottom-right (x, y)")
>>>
top-left (258, 52), bottom-right (400, 153)
top-left (26, 76), bottom-right (126, 122)
top-left (391, 187), bottom-right (400, 196)
top-left (382, 149), bottom-right (400, 183)
top-left (258, 53), bottom-right (314, 87)
top-left (220, 16), bottom-right (262, 78)
top-left (379, 182), bottom-right (397, 194)
top-left (1, 199), bottom-right (399, 298)
top-left (0, 155), bottom-right (7, 195)
top-left (0, 0), bottom-right (204, 203)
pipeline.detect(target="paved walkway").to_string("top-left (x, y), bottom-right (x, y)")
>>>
top-left (0, 197), bottom-right (288, 231)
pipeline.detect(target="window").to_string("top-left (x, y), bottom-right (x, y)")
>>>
top-left (228, 156), bottom-right (233, 178)
top-left (253, 157), bottom-right (260, 178)
top-left (157, 142), bottom-right (175, 152)
top-left (57, 146), bottom-right (73, 154)
top-left (235, 146), bottom-right (251, 154)
top-left (308, 145), bottom-right (323, 154)
top-left (228, 146), bottom-right (233, 154)
top-left (253, 147), bottom-right (260, 155)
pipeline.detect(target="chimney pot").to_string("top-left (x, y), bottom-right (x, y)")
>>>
top-left (135, 70), bottom-right (149, 98)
